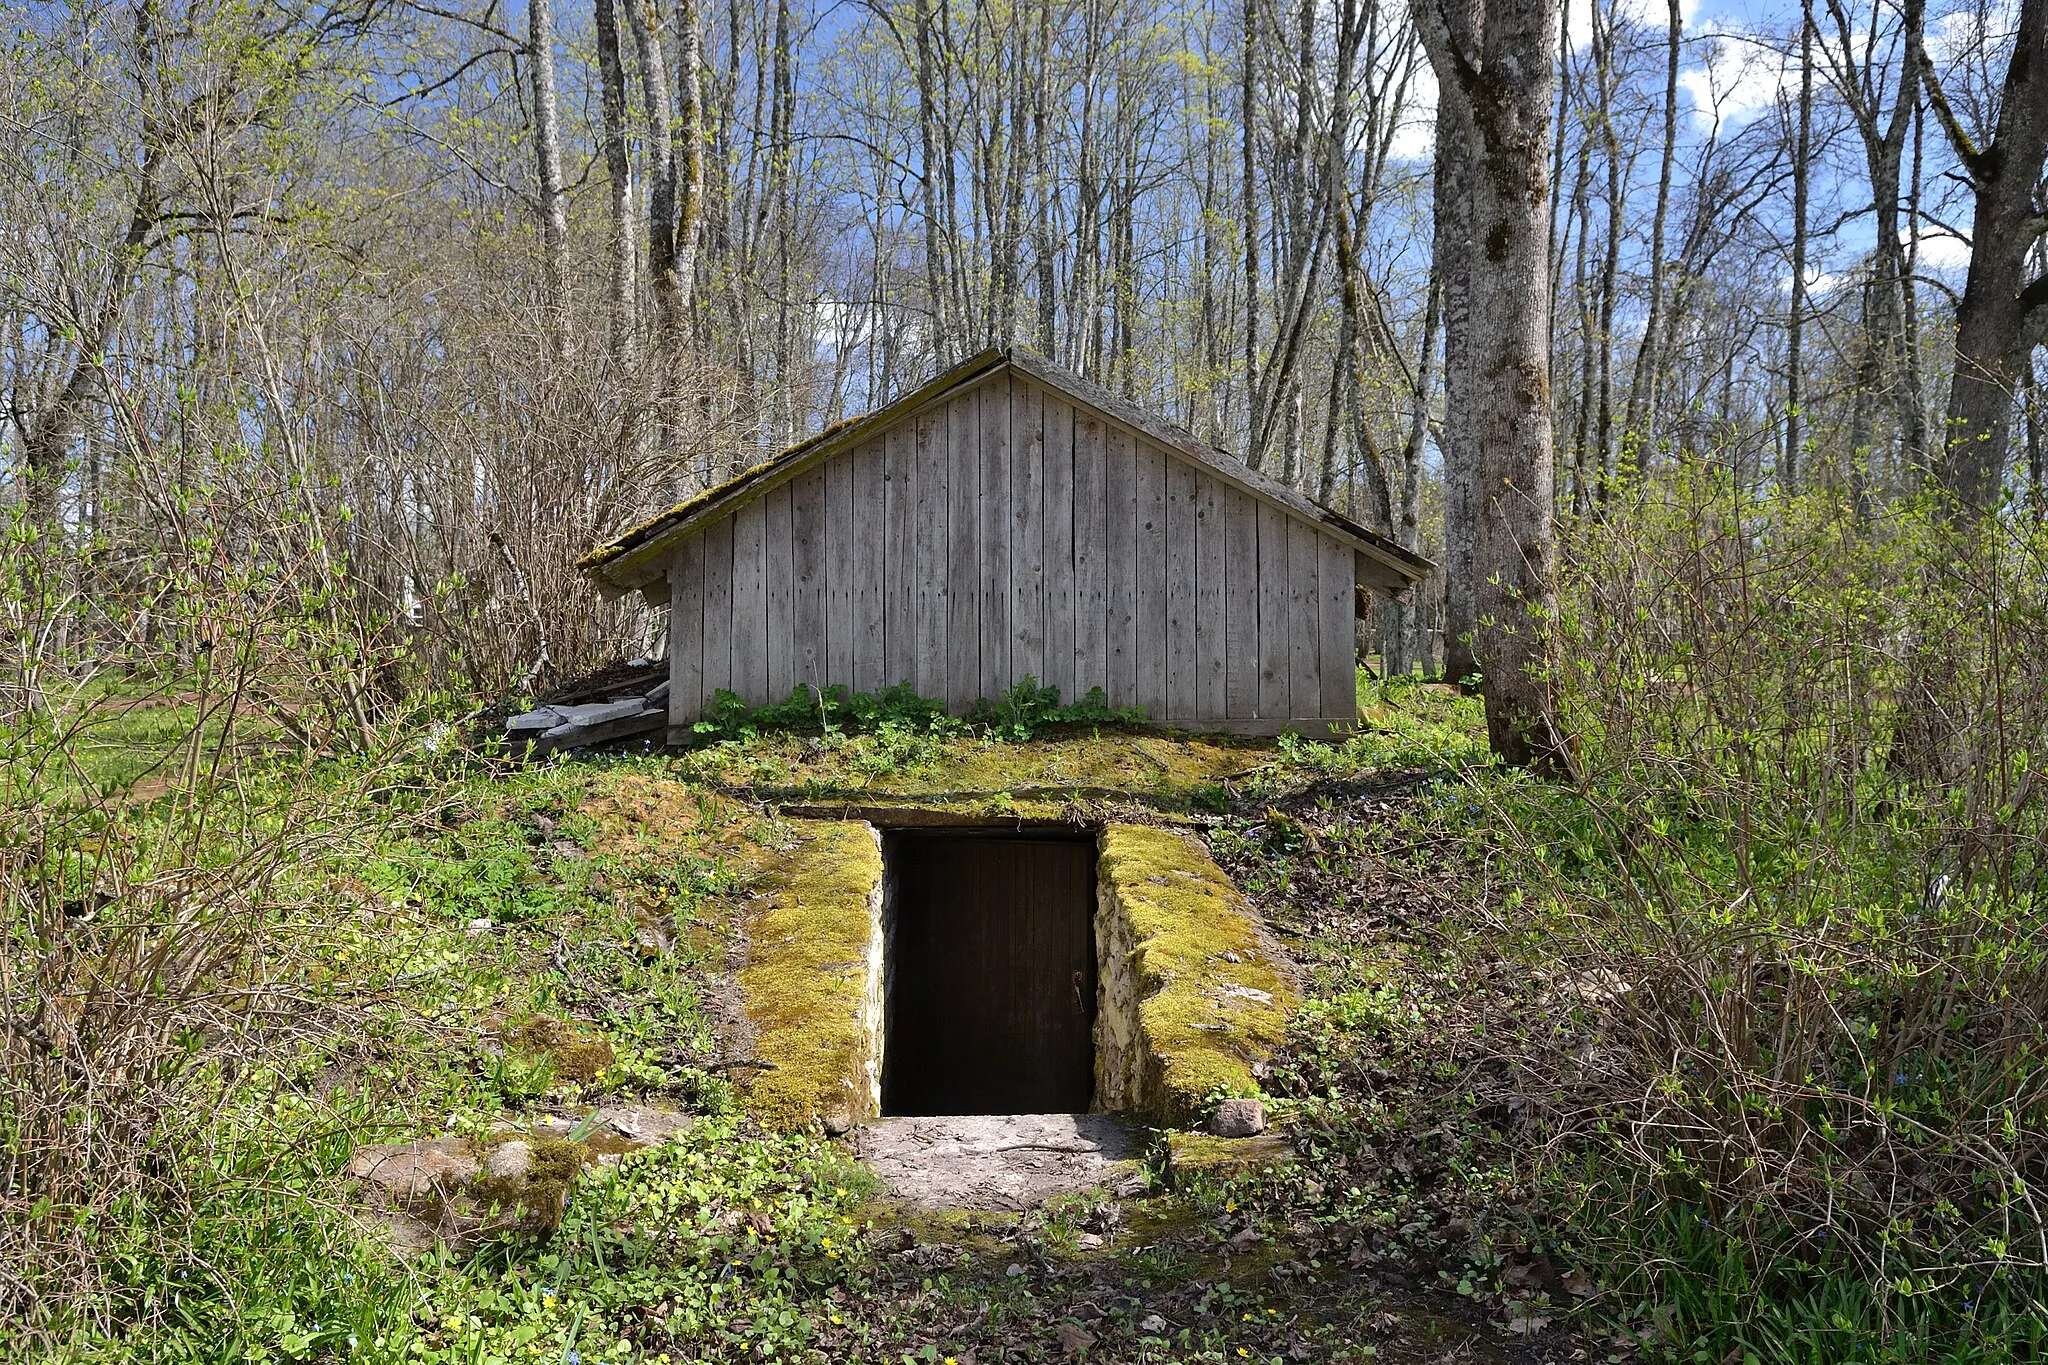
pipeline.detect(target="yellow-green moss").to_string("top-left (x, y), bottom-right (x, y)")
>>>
top-left (1098, 824), bottom-right (1295, 1126)
top-left (498, 1015), bottom-right (615, 1082)
top-left (470, 1136), bottom-right (591, 1230)
top-left (735, 820), bottom-right (883, 1132)
top-left (1163, 1130), bottom-right (1296, 1183)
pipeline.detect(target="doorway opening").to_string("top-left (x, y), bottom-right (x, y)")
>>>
top-left (880, 830), bottom-right (1098, 1116)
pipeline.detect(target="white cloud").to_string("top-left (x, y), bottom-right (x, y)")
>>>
top-left (1905, 227), bottom-right (1973, 271)
top-left (1678, 26), bottom-right (1794, 131)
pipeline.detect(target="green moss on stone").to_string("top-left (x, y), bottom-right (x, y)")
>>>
top-left (736, 820), bottom-right (883, 1132)
top-left (468, 1135), bottom-right (591, 1230)
top-left (1099, 824), bottom-right (1295, 1126)
top-left (1163, 1130), bottom-right (1296, 1183)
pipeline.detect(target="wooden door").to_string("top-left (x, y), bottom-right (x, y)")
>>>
top-left (882, 834), bottom-right (1097, 1115)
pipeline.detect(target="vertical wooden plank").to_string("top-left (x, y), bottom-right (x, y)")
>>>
top-left (1071, 406), bottom-right (1108, 698)
top-left (826, 449), bottom-right (854, 688)
top-left (730, 497), bottom-right (768, 704)
top-left (763, 484), bottom-right (793, 703)
top-left (979, 380), bottom-right (1011, 704)
top-left (1163, 457), bottom-right (1197, 721)
top-left (1103, 425), bottom-right (1139, 710)
top-left (1134, 442), bottom-right (1169, 721)
top-left (851, 438), bottom-right (887, 692)
top-left (669, 535), bottom-right (703, 725)
top-left (1042, 392), bottom-right (1076, 703)
top-left (1010, 377), bottom-right (1046, 690)
top-left (791, 466), bottom-right (827, 691)
top-left (1224, 488), bottom-right (1260, 717)
top-left (946, 392), bottom-right (982, 712)
top-left (914, 407), bottom-right (949, 698)
top-left (1256, 501), bottom-right (1289, 719)
top-left (1320, 536), bottom-right (1357, 724)
top-left (884, 419), bottom-right (917, 689)
top-left (1192, 473), bottom-right (1226, 723)
top-left (1288, 516), bottom-right (1322, 723)
top-left (700, 515), bottom-right (734, 705)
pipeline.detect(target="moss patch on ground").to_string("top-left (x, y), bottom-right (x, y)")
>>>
top-left (733, 819), bottom-right (884, 1132)
top-left (681, 729), bottom-right (1274, 809)
top-left (1097, 823), bottom-right (1296, 1126)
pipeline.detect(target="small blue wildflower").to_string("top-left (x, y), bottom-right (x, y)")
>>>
top-left (565, 1350), bottom-right (582, 1365)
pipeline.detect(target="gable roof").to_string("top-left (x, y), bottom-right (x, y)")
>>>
top-left (578, 347), bottom-right (1434, 596)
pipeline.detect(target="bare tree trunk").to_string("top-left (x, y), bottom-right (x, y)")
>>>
top-left (913, 0), bottom-right (952, 364)
top-left (594, 0), bottom-right (637, 363)
top-left (1417, 0), bottom-right (1561, 769)
top-left (1591, 0), bottom-right (1621, 505)
top-left (1784, 0), bottom-right (1812, 492)
top-left (1431, 13), bottom-right (1478, 686)
top-left (1622, 0), bottom-right (1679, 456)
top-left (22, 5), bottom-right (167, 534)
top-left (628, 0), bottom-right (683, 358)
top-left (675, 0), bottom-right (707, 326)
top-left (1242, 0), bottom-right (1263, 464)
top-left (1386, 266), bottom-right (1443, 677)
top-left (1920, 0), bottom-right (2048, 512)
top-left (528, 0), bottom-right (571, 362)
top-left (1824, 0), bottom-right (1924, 484)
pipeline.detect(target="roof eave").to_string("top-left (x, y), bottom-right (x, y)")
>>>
top-left (581, 344), bottom-right (1436, 594)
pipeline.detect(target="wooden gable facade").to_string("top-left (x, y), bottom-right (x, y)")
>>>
top-left (579, 349), bottom-right (1431, 738)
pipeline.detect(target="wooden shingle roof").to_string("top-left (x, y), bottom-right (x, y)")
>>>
top-left (579, 347), bottom-right (1433, 596)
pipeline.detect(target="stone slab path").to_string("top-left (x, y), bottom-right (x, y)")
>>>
top-left (857, 1114), bottom-right (1146, 1210)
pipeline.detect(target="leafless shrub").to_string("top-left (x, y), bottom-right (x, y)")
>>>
top-left (0, 513), bottom-right (409, 1339)
top-left (1502, 471), bottom-right (2048, 1304)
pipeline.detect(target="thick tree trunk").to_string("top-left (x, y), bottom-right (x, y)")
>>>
top-left (1418, 0), bottom-right (1561, 769)
top-left (1923, 0), bottom-right (2048, 512)
top-left (528, 0), bottom-right (571, 361)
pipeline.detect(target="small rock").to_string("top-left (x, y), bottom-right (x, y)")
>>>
top-left (550, 839), bottom-right (587, 860)
top-left (1138, 1314), bottom-right (1168, 1336)
top-left (465, 917), bottom-right (493, 936)
top-left (1208, 1098), bottom-right (1267, 1137)
top-left (1055, 1321), bottom-right (1096, 1355)
top-left (594, 1103), bottom-right (691, 1145)
top-left (483, 1140), bottom-right (534, 1181)
top-left (1220, 949), bottom-right (1242, 963)
top-left (1074, 1232), bottom-right (1104, 1250)
top-left (1005, 1262), bottom-right (1027, 1277)
top-left (346, 1137), bottom-right (480, 1203)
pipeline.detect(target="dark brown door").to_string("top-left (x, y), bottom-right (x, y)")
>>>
top-left (882, 833), bottom-right (1097, 1115)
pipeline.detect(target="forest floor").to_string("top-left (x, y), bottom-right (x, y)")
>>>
top-left (35, 682), bottom-right (1668, 1363)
